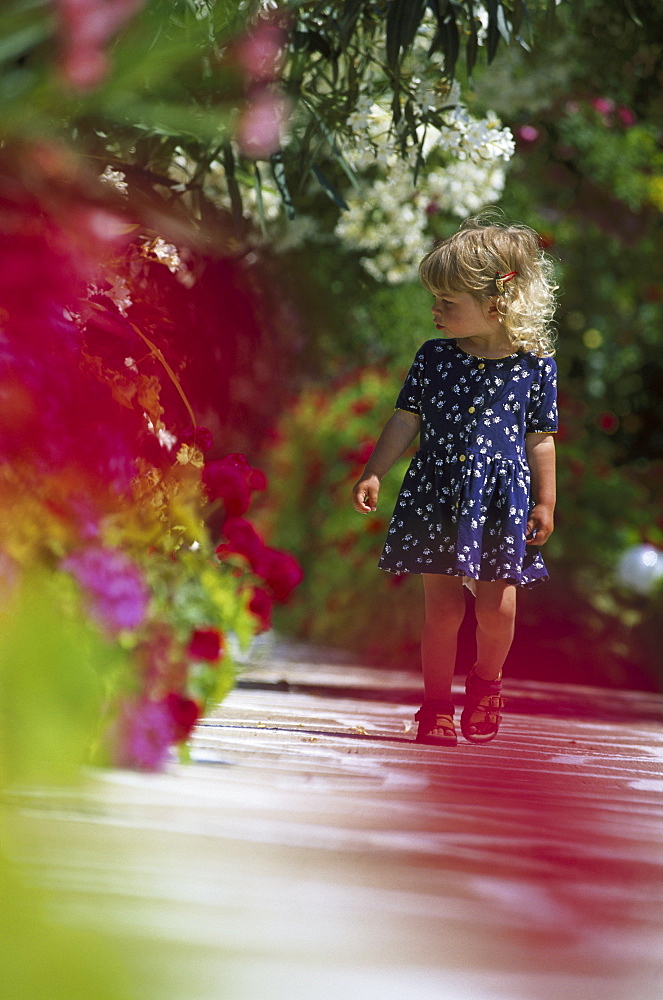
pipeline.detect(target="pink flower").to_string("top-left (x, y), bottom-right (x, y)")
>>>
top-left (236, 21), bottom-right (286, 83)
top-left (617, 106), bottom-right (636, 127)
top-left (237, 91), bottom-right (291, 159)
top-left (188, 627), bottom-right (224, 662)
top-left (56, 0), bottom-right (145, 90)
top-left (517, 125), bottom-right (540, 143)
top-left (114, 697), bottom-right (175, 770)
top-left (591, 97), bottom-right (615, 116)
top-left (62, 546), bottom-right (150, 634)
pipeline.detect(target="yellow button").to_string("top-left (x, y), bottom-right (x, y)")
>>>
top-left (459, 454), bottom-right (466, 462)
top-left (468, 406), bottom-right (476, 413)
top-left (478, 362), bottom-right (485, 369)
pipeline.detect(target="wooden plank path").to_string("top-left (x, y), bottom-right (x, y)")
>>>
top-left (10, 653), bottom-right (663, 1000)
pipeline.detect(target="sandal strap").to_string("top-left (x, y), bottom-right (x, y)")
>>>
top-left (465, 669), bottom-right (503, 697)
top-left (474, 694), bottom-right (506, 724)
top-left (415, 699), bottom-right (455, 723)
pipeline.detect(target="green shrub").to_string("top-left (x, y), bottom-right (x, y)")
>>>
top-left (256, 367), bottom-right (425, 664)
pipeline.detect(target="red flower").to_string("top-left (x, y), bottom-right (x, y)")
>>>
top-left (255, 547), bottom-right (303, 602)
top-left (188, 627), bottom-right (224, 662)
top-left (247, 467), bottom-right (267, 491)
top-left (351, 399), bottom-right (373, 416)
top-left (204, 462), bottom-right (251, 515)
top-left (216, 517), bottom-right (302, 604)
top-left (203, 453), bottom-right (267, 516)
top-left (597, 411), bottom-right (619, 434)
top-left (164, 692), bottom-right (201, 742)
top-left (180, 425), bottom-right (214, 452)
top-left (249, 586), bottom-right (273, 631)
top-left (341, 441), bottom-right (375, 466)
top-left (217, 516), bottom-right (266, 569)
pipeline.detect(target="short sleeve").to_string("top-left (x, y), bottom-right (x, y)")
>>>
top-left (394, 345), bottom-right (427, 414)
top-left (526, 356), bottom-right (558, 433)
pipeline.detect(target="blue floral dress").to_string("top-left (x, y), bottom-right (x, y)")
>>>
top-left (379, 339), bottom-right (558, 588)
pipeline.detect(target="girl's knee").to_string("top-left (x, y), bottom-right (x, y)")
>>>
top-left (475, 583), bottom-right (517, 631)
top-left (424, 590), bottom-right (466, 627)
top-left (425, 601), bottom-right (465, 630)
top-left (476, 605), bottom-right (515, 635)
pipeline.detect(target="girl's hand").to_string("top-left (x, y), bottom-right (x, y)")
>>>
top-left (353, 474), bottom-right (380, 513)
top-left (526, 504), bottom-right (554, 545)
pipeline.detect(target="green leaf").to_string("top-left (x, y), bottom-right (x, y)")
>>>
top-left (496, 3), bottom-right (511, 43)
top-left (485, 0), bottom-right (501, 63)
top-left (442, 10), bottom-right (460, 77)
top-left (466, 24), bottom-right (479, 76)
top-left (339, 0), bottom-right (364, 47)
top-left (622, 0), bottom-right (643, 27)
top-left (386, 0), bottom-right (427, 72)
top-left (0, 22), bottom-right (51, 66)
top-left (311, 165), bottom-right (349, 210)
top-left (271, 152), bottom-right (295, 220)
top-left (223, 143), bottom-right (244, 226)
top-left (254, 162), bottom-right (267, 236)
top-left (306, 104), bottom-right (363, 194)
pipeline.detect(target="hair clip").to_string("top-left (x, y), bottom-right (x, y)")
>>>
top-left (495, 271), bottom-right (517, 294)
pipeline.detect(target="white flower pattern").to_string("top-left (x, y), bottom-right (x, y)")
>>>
top-left (379, 339), bottom-right (558, 588)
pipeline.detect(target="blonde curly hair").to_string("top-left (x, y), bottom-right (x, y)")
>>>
top-left (418, 214), bottom-right (558, 357)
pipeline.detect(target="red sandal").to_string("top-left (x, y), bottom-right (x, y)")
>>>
top-left (414, 700), bottom-right (457, 747)
top-left (460, 668), bottom-right (506, 744)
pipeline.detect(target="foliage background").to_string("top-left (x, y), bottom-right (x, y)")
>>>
top-left (253, 0), bottom-right (663, 692)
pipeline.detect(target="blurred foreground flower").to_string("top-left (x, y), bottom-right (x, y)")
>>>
top-left (0, 143), bottom-right (302, 774)
top-left (62, 546), bottom-right (150, 635)
top-left (114, 696), bottom-right (176, 771)
top-left (56, 0), bottom-right (145, 90)
top-left (188, 627), bottom-right (224, 662)
top-left (237, 90), bottom-right (291, 159)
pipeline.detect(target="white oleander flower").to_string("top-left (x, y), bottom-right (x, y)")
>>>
top-left (99, 165), bottom-right (128, 196)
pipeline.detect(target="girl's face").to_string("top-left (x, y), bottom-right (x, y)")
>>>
top-left (431, 291), bottom-right (500, 340)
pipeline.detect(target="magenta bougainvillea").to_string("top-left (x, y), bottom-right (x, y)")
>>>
top-left (0, 146), bottom-right (302, 771)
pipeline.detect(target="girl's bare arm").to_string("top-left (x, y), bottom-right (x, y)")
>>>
top-left (525, 432), bottom-right (556, 545)
top-left (352, 410), bottom-right (421, 512)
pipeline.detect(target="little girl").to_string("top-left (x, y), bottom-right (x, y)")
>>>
top-left (352, 217), bottom-right (557, 747)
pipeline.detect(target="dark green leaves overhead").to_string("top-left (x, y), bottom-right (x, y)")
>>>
top-left (278, 0), bottom-right (544, 206)
top-left (386, 0), bottom-right (427, 71)
top-left (382, 0), bottom-right (530, 80)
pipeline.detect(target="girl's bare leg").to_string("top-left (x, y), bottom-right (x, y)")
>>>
top-left (473, 580), bottom-right (517, 680)
top-left (421, 574), bottom-right (466, 702)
